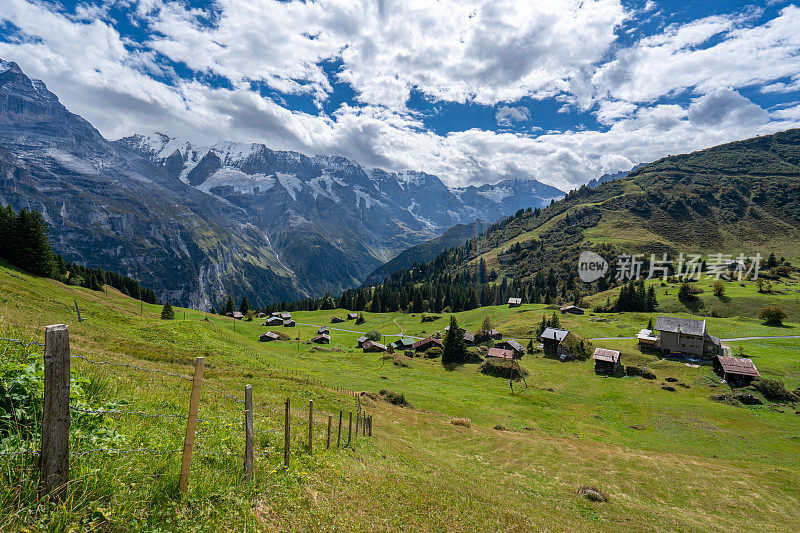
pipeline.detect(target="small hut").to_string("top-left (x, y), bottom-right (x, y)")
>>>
top-left (486, 347), bottom-right (514, 360)
top-left (311, 333), bottom-right (330, 344)
top-left (264, 316), bottom-right (283, 326)
top-left (283, 319), bottom-right (296, 327)
top-left (593, 348), bottom-right (621, 374)
top-left (317, 326), bottom-right (329, 335)
top-left (495, 339), bottom-right (524, 358)
top-left (362, 340), bottom-right (388, 353)
top-left (540, 327), bottom-right (569, 358)
top-left (356, 336), bottom-right (369, 348)
top-left (259, 331), bottom-right (280, 342)
top-left (391, 338), bottom-right (415, 351)
top-left (508, 297), bottom-right (522, 308)
top-left (331, 316), bottom-right (345, 323)
top-left (713, 356), bottom-right (760, 387)
top-left (412, 336), bottom-right (443, 353)
top-left (347, 312), bottom-right (359, 320)
top-left (560, 305), bottom-right (584, 315)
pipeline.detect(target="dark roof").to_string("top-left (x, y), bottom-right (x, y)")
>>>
top-left (592, 348), bottom-right (620, 363)
top-left (260, 331), bottom-right (279, 340)
top-left (392, 338), bottom-right (414, 347)
top-left (412, 336), bottom-right (443, 350)
top-left (487, 347), bottom-right (514, 359)
top-left (654, 316), bottom-right (705, 336)
top-left (541, 328), bottom-right (569, 342)
top-left (496, 339), bottom-right (523, 352)
top-left (362, 340), bottom-right (387, 351)
top-left (264, 317), bottom-right (283, 325)
top-left (716, 356), bottom-right (760, 377)
top-left (311, 334), bottom-right (330, 343)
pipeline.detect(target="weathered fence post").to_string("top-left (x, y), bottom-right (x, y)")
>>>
top-left (244, 384), bottom-right (253, 482)
top-left (347, 411), bottom-right (352, 447)
top-left (283, 397), bottom-right (290, 468)
top-left (337, 411), bottom-right (342, 448)
top-left (308, 400), bottom-right (314, 455)
top-left (179, 356), bottom-right (204, 495)
top-left (355, 410), bottom-right (360, 436)
top-left (326, 415), bottom-right (332, 450)
top-left (362, 412), bottom-right (366, 436)
top-left (369, 415), bottom-right (372, 437)
top-left (39, 324), bottom-right (71, 500)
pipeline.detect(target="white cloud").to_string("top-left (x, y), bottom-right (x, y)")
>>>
top-left (495, 105), bottom-right (530, 127)
top-left (687, 88), bottom-right (769, 127)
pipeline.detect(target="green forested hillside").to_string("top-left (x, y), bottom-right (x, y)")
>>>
top-left (352, 129), bottom-right (800, 310)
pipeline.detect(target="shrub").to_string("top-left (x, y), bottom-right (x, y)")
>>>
top-left (759, 305), bottom-right (787, 326)
top-left (379, 389), bottom-right (410, 407)
top-left (355, 313), bottom-right (365, 325)
top-left (425, 346), bottom-right (443, 358)
top-left (578, 485), bottom-right (609, 502)
top-left (366, 330), bottom-right (381, 341)
top-left (479, 358), bottom-right (527, 380)
top-left (392, 354), bottom-right (412, 367)
top-left (752, 379), bottom-right (800, 402)
top-left (712, 281), bottom-right (725, 297)
top-left (464, 348), bottom-right (483, 364)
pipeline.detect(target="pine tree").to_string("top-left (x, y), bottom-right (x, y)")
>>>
top-left (161, 301), bottom-right (175, 320)
top-left (442, 316), bottom-right (466, 366)
top-left (526, 339), bottom-right (534, 355)
top-left (240, 295), bottom-right (251, 314)
top-left (225, 295), bottom-right (235, 314)
top-left (766, 252), bottom-right (777, 268)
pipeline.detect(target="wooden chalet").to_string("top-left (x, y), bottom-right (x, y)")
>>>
top-left (362, 340), bottom-right (388, 353)
top-left (311, 334), bottom-right (330, 344)
top-left (412, 336), bottom-right (443, 353)
top-left (264, 316), bottom-right (283, 326)
top-left (356, 336), bottom-right (369, 348)
top-left (280, 312), bottom-right (292, 320)
top-left (540, 327), bottom-right (569, 358)
top-left (462, 332), bottom-right (476, 345)
top-left (487, 347), bottom-right (515, 360)
top-left (654, 316), bottom-right (722, 357)
top-left (508, 297), bottom-right (522, 308)
top-left (713, 356), bottom-right (761, 387)
top-left (331, 316), bottom-right (345, 323)
top-left (495, 339), bottom-right (524, 358)
top-left (232, 311), bottom-right (244, 320)
top-left (593, 348), bottom-right (621, 374)
top-left (283, 319), bottom-right (296, 327)
top-left (391, 338), bottom-right (415, 350)
top-left (317, 326), bottom-right (330, 335)
top-left (259, 331), bottom-right (280, 342)
top-left (560, 305), bottom-right (584, 315)
top-left (347, 312), bottom-right (359, 320)
top-left (636, 328), bottom-right (659, 350)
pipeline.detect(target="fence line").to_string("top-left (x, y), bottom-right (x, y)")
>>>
top-left (1, 328), bottom-right (375, 499)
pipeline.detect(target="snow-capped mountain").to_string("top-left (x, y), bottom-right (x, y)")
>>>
top-left (0, 58), bottom-right (563, 306)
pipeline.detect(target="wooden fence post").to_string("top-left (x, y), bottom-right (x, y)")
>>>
top-left (337, 411), bottom-right (342, 448)
top-left (244, 384), bottom-right (253, 482)
top-left (39, 324), bottom-right (71, 500)
top-left (308, 400), bottom-right (314, 455)
top-left (283, 398), bottom-right (290, 468)
top-left (355, 410), bottom-right (360, 436)
top-left (347, 411), bottom-right (352, 447)
top-left (326, 415), bottom-right (332, 450)
top-left (362, 412), bottom-right (366, 436)
top-left (179, 357), bottom-right (204, 495)
top-left (369, 415), bottom-right (372, 437)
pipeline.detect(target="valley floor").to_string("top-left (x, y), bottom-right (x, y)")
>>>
top-left (2, 265), bottom-right (800, 531)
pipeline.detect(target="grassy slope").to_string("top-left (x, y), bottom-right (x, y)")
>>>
top-left (2, 264), bottom-right (800, 531)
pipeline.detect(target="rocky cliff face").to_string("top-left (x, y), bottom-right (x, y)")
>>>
top-left (0, 59), bottom-right (564, 306)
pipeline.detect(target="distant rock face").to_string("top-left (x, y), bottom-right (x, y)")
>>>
top-left (0, 58), bottom-right (564, 306)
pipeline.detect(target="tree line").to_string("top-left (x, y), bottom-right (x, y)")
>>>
top-left (0, 205), bottom-right (159, 304)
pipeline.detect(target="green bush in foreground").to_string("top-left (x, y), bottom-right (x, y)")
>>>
top-left (759, 305), bottom-right (787, 326)
top-left (161, 302), bottom-right (175, 320)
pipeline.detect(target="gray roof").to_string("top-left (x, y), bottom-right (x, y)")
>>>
top-left (497, 339), bottom-right (524, 352)
top-left (541, 328), bottom-right (569, 342)
top-left (654, 316), bottom-right (705, 336)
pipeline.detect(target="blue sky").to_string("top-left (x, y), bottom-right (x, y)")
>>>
top-left (1, 0), bottom-right (800, 189)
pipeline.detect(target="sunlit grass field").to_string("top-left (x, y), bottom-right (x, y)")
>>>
top-left (2, 263), bottom-right (800, 531)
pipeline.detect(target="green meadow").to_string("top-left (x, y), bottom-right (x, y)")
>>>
top-left (2, 263), bottom-right (800, 531)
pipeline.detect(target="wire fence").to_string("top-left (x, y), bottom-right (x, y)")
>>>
top-left (0, 328), bottom-right (373, 499)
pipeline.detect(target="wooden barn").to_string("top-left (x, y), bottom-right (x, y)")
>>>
top-left (280, 312), bottom-right (292, 320)
top-left (356, 335), bottom-right (369, 348)
top-left (232, 311), bottom-right (244, 320)
top-left (540, 327), bottom-right (569, 358)
top-left (259, 331), bottom-right (280, 342)
top-left (495, 339), bottom-right (524, 358)
top-left (462, 332), bottom-right (476, 346)
top-left (264, 316), bottom-right (283, 326)
top-left (508, 297), bottom-right (522, 308)
top-left (311, 334), bottom-right (330, 344)
top-left (331, 316), bottom-right (345, 323)
top-left (560, 305), bottom-right (584, 315)
top-left (391, 338), bottom-right (415, 351)
top-left (713, 356), bottom-right (761, 387)
top-left (283, 319), bottom-right (295, 327)
top-left (412, 336), bottom-right (443, 353)
top-left (593, 348), bottom-right (621, 374)
top-left (362, 340), bottom-right (388, 353)
top-left (347, 312), bottom-right (359, 320)
top-left (486, 347), bottom-right (514, 360)
top-left (317, 326), bottom-right (329, 335)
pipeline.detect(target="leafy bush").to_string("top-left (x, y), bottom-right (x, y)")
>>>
top-left (366, 330), bottom-right (381, 342)
top-left (626, 366), bottom-right (656, 379)
top-left (378, 389), bottom-right (410, 407)
top-left (450, 417), bottom-right (471, 428)
top-left (425, 347), bottom-right (443, 359)
top-left (759, 305), bottom-right (787, 326)
top-left (752, 379), bottom-right (800, 402)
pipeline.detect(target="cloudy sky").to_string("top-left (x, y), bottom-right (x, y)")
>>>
top-left (1, 0), bottom-right (800, 189)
